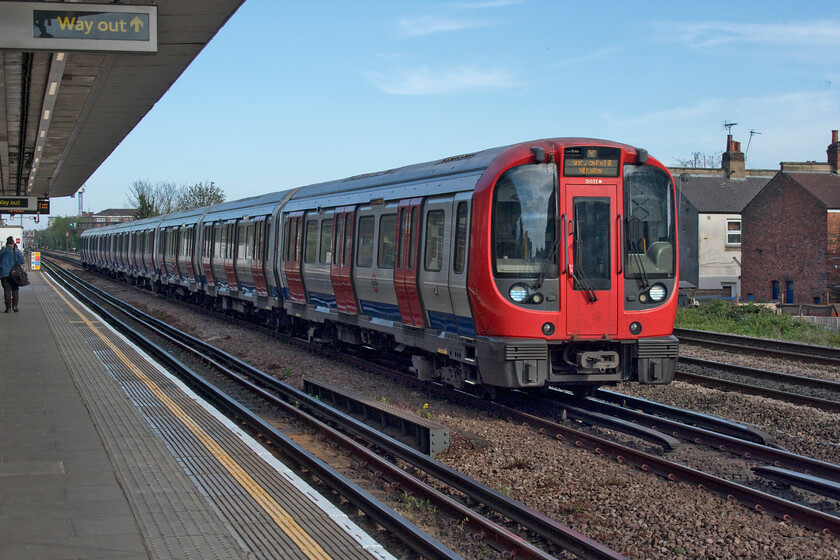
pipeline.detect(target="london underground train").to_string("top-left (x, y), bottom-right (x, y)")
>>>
top-left (80, 138), bottom-right (679, 393)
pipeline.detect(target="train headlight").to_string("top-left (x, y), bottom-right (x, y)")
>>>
top-left (509, 284), bottom-right (530, 303)
top-left (648, 284), bottom-right (667, 302)
top-left (629, 322), bottom-right (642, 335)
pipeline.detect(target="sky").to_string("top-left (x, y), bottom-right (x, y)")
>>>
top-left (42, 0), bottom-right (840, 221)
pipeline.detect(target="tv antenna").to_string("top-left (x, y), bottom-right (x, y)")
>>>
top-left (722, 120), bottom-right (738, 134)
top-left (745, 129), bottom-right (761, 158)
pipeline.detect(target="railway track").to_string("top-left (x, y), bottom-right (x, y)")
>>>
top-left (676, 357), bottom-right (840, 413)
top-left (47, 255), bottom-right (840, 536)
top-left (674, 327), bottom-right (840, 365)
top-left (43, 258), bottom-right (627, 560)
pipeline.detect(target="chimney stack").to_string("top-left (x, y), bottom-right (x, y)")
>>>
top-left (829, 129), bottom-right (840, 174)
top-left (723, 135), bottom-right (745, 178)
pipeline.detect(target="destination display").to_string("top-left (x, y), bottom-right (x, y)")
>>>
top-left (563, 146), bottom-right (621, 177)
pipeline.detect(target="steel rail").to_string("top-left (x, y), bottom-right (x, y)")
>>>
top-left (556, 391), bottom-right (840, 483)
top-left (592, 389), bottom-right (774, 445)
top-left (45, 259), bottom-right (628, 560)
top-left (674, 328), bottom-right (840, 365)
top-left (753, 467), bottom-right (840, 501)
top-left (676, 371), bottom-right (840, 414)
top-left (679, 356), bottom-right (840, 394)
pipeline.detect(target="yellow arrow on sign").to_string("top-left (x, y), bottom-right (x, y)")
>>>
top-left (130, 16), bottom-right (144, 32)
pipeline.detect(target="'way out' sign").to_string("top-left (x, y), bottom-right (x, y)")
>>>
top-left (0, 2), bottom-right (157, 53)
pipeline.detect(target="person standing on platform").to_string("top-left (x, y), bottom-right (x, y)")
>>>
top-left (0, 236), bottom-right (25, 313)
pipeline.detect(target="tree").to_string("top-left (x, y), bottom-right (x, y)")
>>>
top-left (177, 181), bottom-right (226, 211)
top-left (135, 191), bottom-right (157, 219)
top-left (34, 216), bottom-right (78, 251)
top-left (126, 179), bottom-right (160, 218)
top-left (673, 152), bottom-right (722, 168)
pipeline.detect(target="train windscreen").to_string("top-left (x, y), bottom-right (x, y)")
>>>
top-left (623, 165), bottom-right (675, 279)
top-left (492, 163), bottom-right (557, 277)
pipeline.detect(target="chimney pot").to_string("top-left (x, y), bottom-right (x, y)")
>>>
top-left (833, 130), bottom-right (839, 144)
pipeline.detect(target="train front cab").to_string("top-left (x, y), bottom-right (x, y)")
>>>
top-left (471, 141), bottom-right (679, 390)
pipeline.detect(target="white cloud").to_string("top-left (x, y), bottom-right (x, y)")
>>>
top-left (396, 16), bottom-right (490, 37)
top-left (655, 20), bottom-right (840, 49)
top-left (371, 65), bottom-right (518, 95)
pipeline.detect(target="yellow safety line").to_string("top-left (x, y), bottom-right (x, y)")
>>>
top-left (42, 274), bottom-right (333, 560)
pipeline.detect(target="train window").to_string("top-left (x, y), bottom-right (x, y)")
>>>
top-left (237, 224), bottom-right (248, 260)
top-left (424, 210), bottom-right (445, 272)
top-left (572, 197), bottom-right (611, 291)
top-left (320, 219), bottom-right (333, 264)
top-left (343, 214), bottom-right (352, 266)
top-left (624, 165), bottom-right (676, 278)
top-left (408, 208), bottom-right (418, 270)
top-left (204, 226), bottom-right (214, 260)
top-left (396, 209), bottom-right (407, 270)
top-left (333, 218), bottom-right (343, 266)
top-left (454, 202), bottom-right (468, 274)
top-left (247, 224), bottom-right (255, 259)
top-left (378, 214), bottom-right (396, 268)
top-left (304, 220), bottom-right (318, 263)
top-left (228, 224), bottom-right (236, 259)
top-left (216, 226), bottom-right (227, 259)
top-left (492, 164), bottom-right (557, 277)
top-left (356, 216), bottom-right (375, 267)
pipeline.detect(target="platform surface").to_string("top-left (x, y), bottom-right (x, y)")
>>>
top-left (0, 270), bottom-right (393, 560)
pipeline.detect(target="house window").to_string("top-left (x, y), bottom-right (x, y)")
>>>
top-left (772, 280), bottom-right (780, 300)
top-left (726, 219), bottom-right (741, 245)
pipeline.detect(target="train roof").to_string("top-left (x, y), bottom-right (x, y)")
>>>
top-left (158, 206), bottom-right (212, 229)
top-left (285, 145), bottom-right (505, 209)
top-left (201, 189), bottom-right (297, 222)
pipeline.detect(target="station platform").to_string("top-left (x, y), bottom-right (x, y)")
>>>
top-left (0, 270), bottom-right (395, 560)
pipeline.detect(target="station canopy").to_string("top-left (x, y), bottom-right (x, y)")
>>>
top-left (0, 0), bottom-right (244, 211)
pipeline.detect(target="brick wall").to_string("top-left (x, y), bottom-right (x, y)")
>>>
top-left (742, 173), bottom-right (828, 303)
top-left (828, 213), bottom-right (840, 303)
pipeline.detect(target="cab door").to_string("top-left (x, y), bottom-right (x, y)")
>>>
top-left (563, 183), bottom-right (618, 336)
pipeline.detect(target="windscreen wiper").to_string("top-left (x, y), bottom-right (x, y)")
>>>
top-left (627, 217), bottom-right (649, 289)
top-left (532, 236), bottom-right (559, 290)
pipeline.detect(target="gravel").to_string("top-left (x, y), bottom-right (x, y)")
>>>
top-left (74, 270), bottom-right (838, 559)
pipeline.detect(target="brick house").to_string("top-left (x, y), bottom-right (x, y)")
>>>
top-left (669, 136), bottom-right (772, 298)
top-left (741, 131), bottom-right (840, 304)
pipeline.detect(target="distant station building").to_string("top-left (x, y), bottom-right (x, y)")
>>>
top-left (741, 130), bottom-right (840, 305)
top-left (669, 136), bottom-right (774, 300)
top-left (50, 208), bottom-right (136, 231)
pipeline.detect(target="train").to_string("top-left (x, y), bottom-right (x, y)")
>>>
top-left (79, 138), bottom-right (679, 393)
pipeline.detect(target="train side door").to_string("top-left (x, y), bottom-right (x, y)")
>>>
top-left (224, 221), bottom-right (239, 292)
top-left (283, 211), bottom-right (307, 303)
top-left (395, 198), bottom-right (425, 327)
top-left (418, 197), bottom-right (456, 332)
top-left (330, 206), bottom-right (359, 314)
top-left (252, 219), bottom-right (269, 297)
top-left (203, 224), bottom-right (216, 287)
top-left (563, 184), bottom-right (618, 336)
